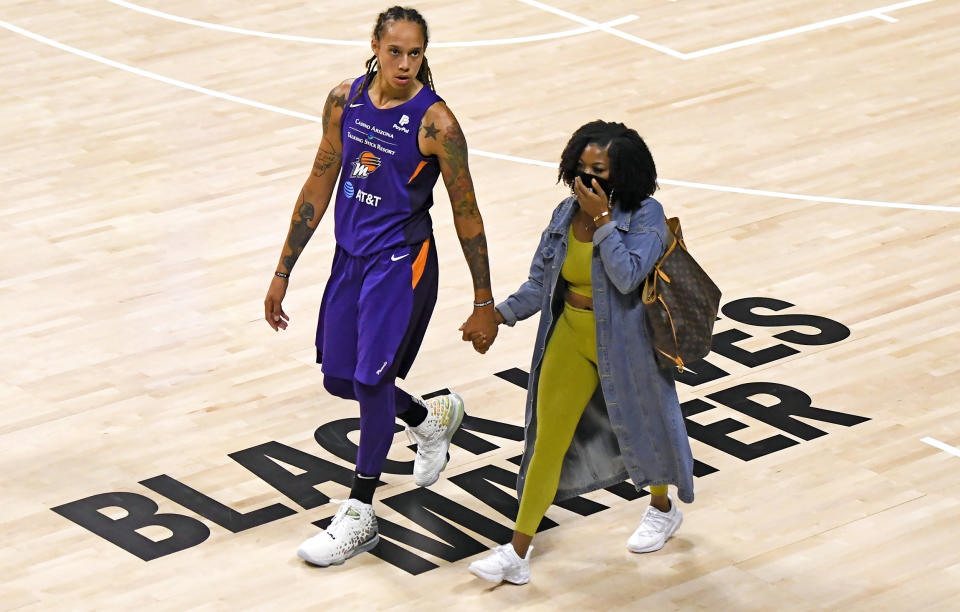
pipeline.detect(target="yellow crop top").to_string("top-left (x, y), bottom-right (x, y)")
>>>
top-left (561, 224), bottom-right (593, 299)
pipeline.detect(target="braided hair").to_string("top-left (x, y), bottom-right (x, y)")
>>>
top-left (558, 121), bottom-right (659, 212)
top-left (349, 6), bottom-right (435, 105)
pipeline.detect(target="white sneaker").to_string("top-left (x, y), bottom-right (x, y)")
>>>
top-left (297, 498), bottom-right (379, 566)
top-left (468, 544), bottom-right (532, 585)
top-left (406, 392), bottom-right (465, 487)
top-left (627, 496), bottom-right (683, 553)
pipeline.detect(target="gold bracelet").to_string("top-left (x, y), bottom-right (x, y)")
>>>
top-left (593, 210), bottom-right (609, 225)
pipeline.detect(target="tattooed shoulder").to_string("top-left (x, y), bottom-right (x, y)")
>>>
top-left (321, 82), bottom-right (351, 134)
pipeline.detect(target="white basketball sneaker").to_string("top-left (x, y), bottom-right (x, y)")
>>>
top-left (406, 392), bottom-right (465, 487)
top-left (297, 498), bottom-right (378, 566)
top-left (627, 496), bottom-right (683, 553)
top-left (469, 544), bottom-right (533, 585)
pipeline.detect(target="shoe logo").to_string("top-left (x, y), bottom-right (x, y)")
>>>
top-left (349, 103), bottom-right (363, 108)
top-left (390, 253), bottom-right (409, 262)
top-left (346, 508), bottom-right (360, 519)
top-left (376, 361), bottom-right (388, 375)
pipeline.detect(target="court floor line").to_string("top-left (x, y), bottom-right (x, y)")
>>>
top-left (513, 0), bottom-right (687, 58)
top-left (682, 0), bottom-right (937, 59)
top-left (1, 18), bottom-right (956, 214)
top-left (108, 0), bottom-right (940, 59)
top-left (921, 437), bottom-right (960, 459)
top-left (106, 0), bottom-right (639, 48)
top-left (520, 0), bottom-right (937, 59)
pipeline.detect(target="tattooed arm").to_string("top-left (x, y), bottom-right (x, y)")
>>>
top-left (264, 81), bottom-right (349, 331)
top-left (420, 102), bottom-right (498, 352)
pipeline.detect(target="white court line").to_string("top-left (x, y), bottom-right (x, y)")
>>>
top-left (470, 152), bottom-right (959, 213)
top-left (684, 0), bottom-right (935, 59)
top-left (1, 18), bottom-right (956, 214)
top-left (921, 437), bottom-right (960, 459)
top-left (517, 0), bottom-right (936, 59)
top-left (107, 0), bottom-right (638, 48)
top-left (515, 0), bottom-right (687, 58)
top-left (654, 179), bottom-right (960, 213)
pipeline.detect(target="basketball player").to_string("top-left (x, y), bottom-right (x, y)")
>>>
top-left (263, 6), bottom-right (498, 567)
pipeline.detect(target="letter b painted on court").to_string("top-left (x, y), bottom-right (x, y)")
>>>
top-left (51, 492), bottom-right (210, 561)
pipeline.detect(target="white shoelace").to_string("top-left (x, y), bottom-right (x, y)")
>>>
top-left (326, 499), bottom-right (361, 535)
top-left (638, 507), bottom-right (672, 536)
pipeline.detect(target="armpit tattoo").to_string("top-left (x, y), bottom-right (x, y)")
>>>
top-left (458, 233), bottom-right (491, 291)
top-left (282, 199), bottom-right (317, 272)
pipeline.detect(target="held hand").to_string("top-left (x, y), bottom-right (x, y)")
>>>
top-left (458, 306), bottom-right (499, 354)
top-left (573, 176), bottom-right (610, 220)
top-left (264, 275), bottom-right (290, 331)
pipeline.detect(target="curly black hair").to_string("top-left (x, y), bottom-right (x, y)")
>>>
top-left (558, 121), bottom-right (658, 212)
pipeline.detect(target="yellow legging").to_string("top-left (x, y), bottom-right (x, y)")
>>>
top-left (515, 304), bottom-right (667, 536)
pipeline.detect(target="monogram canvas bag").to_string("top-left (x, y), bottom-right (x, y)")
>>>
top-left (641, 217), bottom-right (721, 373)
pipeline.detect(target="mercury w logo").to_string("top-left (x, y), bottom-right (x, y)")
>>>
top-left (350, 151), bottom-right (382, 178)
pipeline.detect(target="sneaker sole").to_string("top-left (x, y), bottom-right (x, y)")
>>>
top-left (298, 533), bottom-right (380, 567)
top-left (415, 393), bottom-right (465, 487)
top-left (626, 513), bottom-right (683, 554)
top-left (469, 565), bottom-right (529, 585)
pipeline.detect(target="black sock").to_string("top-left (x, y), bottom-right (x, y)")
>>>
top-left (350, 472), bottom-right (378, 505)
top-left (396, 395), bottom-right (427, 428)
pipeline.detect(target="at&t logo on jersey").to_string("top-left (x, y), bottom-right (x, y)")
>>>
top-left (342, 181), bottom-right (355, 199)
top-left (350, 151), bottom-right (382, 178)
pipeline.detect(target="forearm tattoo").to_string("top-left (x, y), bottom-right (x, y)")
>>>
top-left (281, 199), bottom-right (317, 272)
top-left (458, 233), bottom-right (491, 291)
top-left (312, 142), bottom-right (340, 178)
top-left (440, 119), bottom-right (488, 289)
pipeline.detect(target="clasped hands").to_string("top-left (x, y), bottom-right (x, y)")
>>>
top-left (459, 305), bottom-right (502, 354)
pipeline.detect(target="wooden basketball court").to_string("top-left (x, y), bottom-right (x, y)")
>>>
top-left (3, 0), bottom-right (959, 609)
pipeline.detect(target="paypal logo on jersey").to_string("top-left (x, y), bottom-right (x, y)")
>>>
top-left (343, 181), bottom-right (355, 199)
top-left (393, 114), bottom-right (411, 134)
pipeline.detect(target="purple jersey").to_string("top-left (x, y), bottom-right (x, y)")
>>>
top-left (334, 76), bottom-right (444, 255)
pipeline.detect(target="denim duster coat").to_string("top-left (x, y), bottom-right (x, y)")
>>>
top-left (497, 196), bottom-right (695, 504)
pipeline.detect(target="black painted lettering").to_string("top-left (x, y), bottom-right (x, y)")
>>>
top-left (380, 488), bottom-right (513, 561)
top-left (693, 458), bottom-right (720, 477)
top-left (708, 382), bottom-right (869, 440)
top-left (314, 418), bottom-right (413, 475)
top-left (722, 297), bottom-right (850, 345)
top-left (51, 492), bottom-right (209, 561)
top-left (139, 475), bottom-right (295, 533)
top-left (682, 398), bottom-right (798, 460)
top-left (449, 464), bottom-right (558, 531)
top-left (675, 357), bottom-right (730, 387)
top-left (229, 441), bottom-right (356, 510)
top-left (460, 413), bottom-right (524, 442)
top-left (605, 481), bottom-right (647, 500)
top-left (495, 367), bottom-right (530, 389)
top-left (310, 514), bottom-right (440, 575)
top-left (710, 328), bottom-right (800, 367)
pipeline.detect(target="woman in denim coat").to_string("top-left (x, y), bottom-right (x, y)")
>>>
top-left (468, 121), bottom-right (695, 585)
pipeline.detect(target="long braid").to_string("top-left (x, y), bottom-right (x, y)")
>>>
top-left (348, 6), bottom-right (434, 105)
